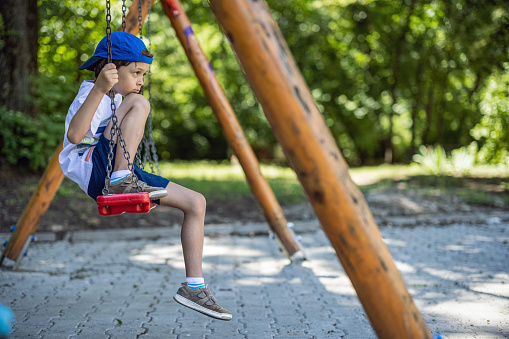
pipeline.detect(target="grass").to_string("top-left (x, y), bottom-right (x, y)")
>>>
top-left (157, 161), bottom-right (508, 208)
top-left (353, 164), bottom-right (509, 207)
top-left (160, 160), bottom-right (306, 204)
top-left (53, 160), bottom-right (508, 208)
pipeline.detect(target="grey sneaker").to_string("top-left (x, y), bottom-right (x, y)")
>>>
top-left (173, 283), bottom-right (232, 321)
top-left (106, 174), bottom-right (167, 200)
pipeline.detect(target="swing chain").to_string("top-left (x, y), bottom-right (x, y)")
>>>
top-left (134, 0), bottom-right (147, 171)
top-left (103, 0), bottom-right (114, 194)
top-left (106, 0), bottom-right (112, 65)
top-left (103, 0), bottom-right (141, 195)
top-left (135, 0), bottom-right (159, 175)
top-left (146, 0), bottom-right (160, 175)
top-left (138, 0), bottom-right (143, 38)
top-left (121, 0), bottom-right (127, 32)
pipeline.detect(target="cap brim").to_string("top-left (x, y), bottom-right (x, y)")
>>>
top-left (79, 56), bottom-right (102, 71)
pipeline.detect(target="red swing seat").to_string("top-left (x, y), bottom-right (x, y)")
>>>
top-left (97, 192), bottom-right (156, 216)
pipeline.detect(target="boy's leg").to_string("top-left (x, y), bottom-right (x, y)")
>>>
top-left (101, 93), bottom-right (167, 198)
top-left (159, 182), bottom-right (232, 320)
top-left (159, 182), bottom-right (205, 278)
top-left (104, 93), bottom-right (150, 172)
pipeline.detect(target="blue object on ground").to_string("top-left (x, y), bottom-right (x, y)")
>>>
top-left (0, 304), bottom-right (14, 338)
top-left (433, 334), bottom-right (443, 339)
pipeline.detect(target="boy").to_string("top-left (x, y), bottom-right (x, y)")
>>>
top-left (59, 31), bottom-right (232, 321)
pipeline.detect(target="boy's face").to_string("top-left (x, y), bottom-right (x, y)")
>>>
top-left (113, 62), bottom-right (150, 97)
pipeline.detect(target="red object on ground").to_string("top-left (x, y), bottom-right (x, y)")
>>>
top-left (97, 193), bottom-right (155, 216)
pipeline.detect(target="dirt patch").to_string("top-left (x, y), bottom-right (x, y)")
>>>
top-left (1, 167), bottom-right (507, 233)
top-left (0, 170), bottom-right (268, 233)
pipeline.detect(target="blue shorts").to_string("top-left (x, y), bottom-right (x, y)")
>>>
top-left (87, 133), bottom-right (170, 204)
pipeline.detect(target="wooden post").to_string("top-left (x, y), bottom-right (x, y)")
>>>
top-left (1, 140), bottom-right (65, 263)
top-left (160, 0), bottom-right (304, 259)
top-left (123, 0), bottom-right (156, 35)
top-left (208, 1), bottom-right (432, 337)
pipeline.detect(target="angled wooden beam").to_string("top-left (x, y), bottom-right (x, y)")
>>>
top-left (208, 0), bottom-right (432, 337)
top-left (123, 0), bottom-right (156, 35)
top-left (160, 0), bottom-right (304, 260)
top-left (1, 140), bottom-right (65, 264)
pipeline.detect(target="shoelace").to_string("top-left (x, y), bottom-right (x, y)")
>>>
top-left (121, 178), bottom-right (146, 189)
top-left (197, 289), bottom-right (217, 306)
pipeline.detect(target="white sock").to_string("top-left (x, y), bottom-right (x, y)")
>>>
top-left (185, 277), bottom-right (205, 289)
top-left (110, 170), bottom-right (131, 183)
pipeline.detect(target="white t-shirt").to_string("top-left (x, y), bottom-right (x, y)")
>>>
top-left (59, 80), bottom-right (122, 193)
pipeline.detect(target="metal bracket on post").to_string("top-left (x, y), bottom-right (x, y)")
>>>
top-left (1, 230), bottom-right (35, 271)
top-left (161, 0), bottom-right (180, 17)
top-left (271, 222), bottom-right (305, 262)
top-left (13, 236), bottom-right (34, 271)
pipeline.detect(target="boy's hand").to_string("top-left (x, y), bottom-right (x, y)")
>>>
top-left (95, 63), bottom-right (118, 94)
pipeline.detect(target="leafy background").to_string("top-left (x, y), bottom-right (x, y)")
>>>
top-left (2, 0), bottom-right (508, 170)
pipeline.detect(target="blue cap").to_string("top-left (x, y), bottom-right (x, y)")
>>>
top-left (79, 32), bottom-right (152, 71)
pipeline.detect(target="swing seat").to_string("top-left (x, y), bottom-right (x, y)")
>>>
top-left (97, 192), bottom-right (156, 216)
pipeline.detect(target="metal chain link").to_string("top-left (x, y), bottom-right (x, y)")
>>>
top-left (121, 0), bottom-right (127, 32)
top-left (146, 0), bottom-right (160, 175)
top-left (103, 0), bottom-right (114, 194)
top-left (138, 0), bottom-right (155, 173)
top-left (135, 141), bottom-right (145, 169)
top-left (103, 0), bottom-right (141, 195)
top-left (136, 0), bottom-right (149, 172)
top-left (138, 0), bottom-right (143, 39)
top-left (136, 0), bottom-right (159, 175)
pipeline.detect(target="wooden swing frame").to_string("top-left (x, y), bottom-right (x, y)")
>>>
top-left (2, 0), bottom-right (303, 265)
top-left (2, 1), bottom-right (433, 337)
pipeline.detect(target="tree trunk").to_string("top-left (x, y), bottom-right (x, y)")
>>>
top-left (410, 60), bottom-right (424, 158)
top-left (422, 82), bottom-right (434, 146)
top-left (458, 70), bottom-right (483, 144)
top-left (0, 0), bottom-right (39, 115)
top-left (387, 0), bottom-right (416, 163)
top-left (436, 74), bottom-right (449, 146)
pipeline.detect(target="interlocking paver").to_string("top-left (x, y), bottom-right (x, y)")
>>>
top-left (1, 219), bottom-right (508, 338)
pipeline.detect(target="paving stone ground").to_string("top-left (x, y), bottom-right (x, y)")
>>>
top-left (1, 217), bottom-right (508, 339)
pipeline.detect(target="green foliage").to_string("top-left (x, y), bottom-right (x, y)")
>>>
top-left (277, 0), bottom-right (509, 164)
top-left (413, 143), bottom-right (480, 175)
top-left (0, 107), bottom-right (64, 171)
top-left (38, 0), bottom-right (105, 83)
top-left (26, 0), bottom-right (509, 166)
top-left (471, 70), bottom-right (509, 164)
top-left (32, 74), bottom-right (80, 119)
top-left (450, 144), bottom-right (476, 175)
top-left (412, 145), bottom-right (448, 174)
top-left (145, 0), bottom-right (275, 160)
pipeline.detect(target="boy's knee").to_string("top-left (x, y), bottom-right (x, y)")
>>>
top-left (124, 93), bottom-right (150, 113)
top-left (195, 193), bottom-right (207, 213)
top-left (188, 193), bottom-right (206, 216)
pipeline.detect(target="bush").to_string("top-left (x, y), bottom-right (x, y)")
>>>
top-left (412, 143), bottom-right (479, 176)
top-left (0, 107), bottom-right (64, 171)
top-left (412, 145), bottom-right (448, 174)
top-left (450, 144), bottom-right (476, 175)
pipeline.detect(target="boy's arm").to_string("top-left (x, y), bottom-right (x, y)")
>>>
top-left (67, 63), bottom-right (118, 144)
